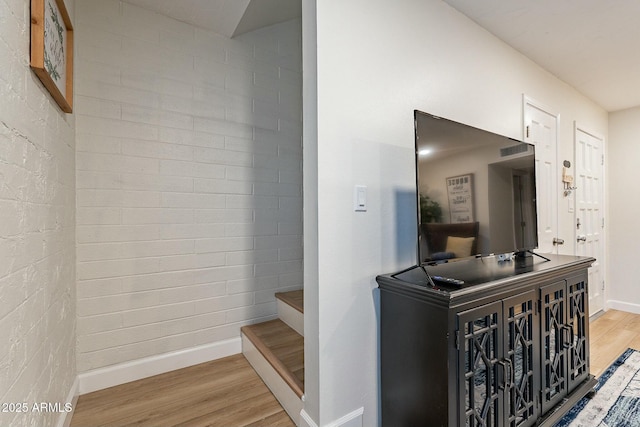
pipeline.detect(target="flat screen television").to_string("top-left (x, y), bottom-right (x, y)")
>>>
top-left (415, 110), bottom-right (538, 265)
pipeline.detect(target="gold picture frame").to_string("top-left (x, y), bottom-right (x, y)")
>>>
top-left (30, 0), bottom-right (74, 113)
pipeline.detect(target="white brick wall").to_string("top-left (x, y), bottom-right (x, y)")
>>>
top-left (75, 0), bottom-right (303, 372)
top-left (0, 0), bottom-right (77, 425)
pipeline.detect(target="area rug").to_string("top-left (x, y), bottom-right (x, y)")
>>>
top-left (555, 348), bottom-right (640, 427)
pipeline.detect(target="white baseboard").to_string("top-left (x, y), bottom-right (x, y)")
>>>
top-left (607, 300), bottom-right (640, 314)
top-left (299, 409), bottom-right (318, 427)
top-left (56, 376), bottom-right (78, 427)
top-left (78, 338), bottom-right (241, 395)
top-left (299, 407), bottom-right (364, 427)
top-left (326, 407), bottom-right (364, 427)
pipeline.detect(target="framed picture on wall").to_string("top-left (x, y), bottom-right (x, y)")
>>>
top-left (30, 0), bottom-right (74, 113)
top-left (446, 174), bottom-right (474, 223)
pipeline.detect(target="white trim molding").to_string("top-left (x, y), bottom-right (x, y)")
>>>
top-left (299, 407), bottom-right (364, 427)
top-left (608, 300), bottom-right (640, 315)
top-left (78, 338), bottom-right (241, 395)
top-left (299, 409), bottom-right (319, 427)
top-left (326, 407), bottom-right (365, 427)
top-left (56, 377), bottom-right (79, 427)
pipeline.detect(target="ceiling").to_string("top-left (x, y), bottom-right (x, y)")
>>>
top-left (443, 0), bottom-right (640, 112)
top-left (122, 0), bottom-right (301, 38)
top-left (123, 0), bottom-right (640, 112)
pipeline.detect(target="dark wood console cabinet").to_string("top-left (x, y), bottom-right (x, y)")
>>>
top-left (376, 254), bottom-right (596, 427)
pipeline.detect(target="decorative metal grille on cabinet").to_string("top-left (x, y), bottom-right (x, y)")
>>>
top-left (462, 308), bottom-right (501, 427)
top-left (541, 284), bottom-right (567, 412)
top-left (568, 280), bottom-right (588, 387)
top-left (505, 296), bottom-right (537, 427)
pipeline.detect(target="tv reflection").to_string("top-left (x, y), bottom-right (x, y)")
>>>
top-left (415, 111), bottom-right (538, 264)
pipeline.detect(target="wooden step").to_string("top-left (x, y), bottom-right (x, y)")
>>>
top-left (276, 290), bottom-right (303, 336)
top-left (241, 319), bottom-right (304, 423)
top-left (275, 290), bottom-right (303, 313)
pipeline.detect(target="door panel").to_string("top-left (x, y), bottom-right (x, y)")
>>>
top-left (575, 128), bottom-right (604, 314)
top-left (524, 100), bottom-right (558, 254)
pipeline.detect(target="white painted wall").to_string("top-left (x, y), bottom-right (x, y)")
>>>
top-left (305, 0), bottom-right (607, 425)
top-left (74, 0), bottom-right (302, 373)
top-left (607, 107), bottom-right (640, 313)
top-left (0, 0), bottom-right (77, 425)
top-left (301, 0), bottom-right (320, 424)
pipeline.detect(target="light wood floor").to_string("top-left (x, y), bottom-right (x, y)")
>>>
top-left (589, 309), bottom-right (640, 376)
top-left (71, 310), bottom-right (640, 427)
top-left (70, 354), bottom-right (295, 427)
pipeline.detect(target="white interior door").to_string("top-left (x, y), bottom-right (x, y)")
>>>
top-left (523, 98), bottom-right (558, 254)
top-left (575, 127), bottom-right (604, 314)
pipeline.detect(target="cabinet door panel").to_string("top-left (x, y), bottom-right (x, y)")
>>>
top-left (540, 281), bottom-right (568, 413)
top-left (503, 291), bottom-right (539, 427)
top-left (567, 274), bottom-right (589, 391)
top-left (458, 301), bottom-right (503, 427)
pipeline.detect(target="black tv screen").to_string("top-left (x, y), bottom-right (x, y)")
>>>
top-left (415, 111), bottom-right (538, 264)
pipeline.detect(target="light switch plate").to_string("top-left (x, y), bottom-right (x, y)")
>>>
top-left (354, 185), bottom-right (367, 212)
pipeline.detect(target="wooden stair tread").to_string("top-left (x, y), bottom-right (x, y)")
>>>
top-left (241, 319), bottom-right (304, 398)
top-left (275, 290), bottom-right (303, 314)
